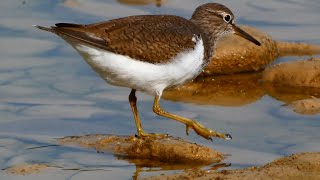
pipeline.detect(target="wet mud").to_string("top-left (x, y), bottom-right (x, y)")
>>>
top-left (57, 134), bottom-right (223, 165)
top-left (263, 58), bottom-right (320, 89)
top-left (144, 152), bottom-right (320, 180)
top-left (284, 97), bottom-right (320, 115)
top-left (164, 57), bottom-right (320, 114)
top-left (3, 164), bottom-right (51, 175)
top-left (203, 26), bottom-right (320, 75)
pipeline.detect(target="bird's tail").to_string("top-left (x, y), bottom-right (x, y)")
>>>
top-left (32, 25), bottom-right (54, 33)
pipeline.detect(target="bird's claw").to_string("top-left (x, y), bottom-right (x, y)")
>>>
top-left (185, 125), bottom-right (190, 136)
top-left (187, 121), bottom-right (232, 141)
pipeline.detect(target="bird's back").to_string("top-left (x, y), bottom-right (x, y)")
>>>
top-left (46, 15), bottom-right (208, 64)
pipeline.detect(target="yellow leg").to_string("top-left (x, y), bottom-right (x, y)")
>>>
top-left (129, 89), bottom-right (144, 136)
top-left (153, 95), bottom-right (231, 140)
top-left (129, 89), bottom-right (168, 138)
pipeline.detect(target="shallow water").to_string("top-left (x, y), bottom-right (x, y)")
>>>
top-left (0, 0), bottom-right (320, 179)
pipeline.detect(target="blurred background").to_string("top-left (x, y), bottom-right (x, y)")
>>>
top-left (0, 0), bottom-right (319, 179)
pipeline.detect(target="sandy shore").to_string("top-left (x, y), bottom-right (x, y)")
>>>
top-left (144, 152), bottom-right (320, 180)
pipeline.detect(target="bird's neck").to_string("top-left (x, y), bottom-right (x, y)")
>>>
top-left (190, 19), bottom-right (222, 60)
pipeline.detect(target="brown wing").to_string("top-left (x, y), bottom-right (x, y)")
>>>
top-left (50, 15), bottom-right (202, 64)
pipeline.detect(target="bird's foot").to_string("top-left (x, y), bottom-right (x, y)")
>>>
top-left (136, 131), bottom-right (170, 140)
top-left (185, 121), bottom-right (232, 141)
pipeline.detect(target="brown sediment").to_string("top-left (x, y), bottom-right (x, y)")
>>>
top-left (144, 152), bottom-right (320, 180)
top-left (277, 41), bottom-right (320, 57)
top-left (262, 58), bottom-right (320, 89)
top-left (204, 26), bottom-right (278, 75)
top-left (164, 57), bottom-right (320, 113)
top-left (284, 97), bottom-right (320, 115)
top-left (203, 26), bottom-right (320, 75)
top-left (164, 72), bottom-right (265, 106)
top-left (57, 134), bottom-right (223, 165)
top-left (4, 163), bottom-right (50, 175)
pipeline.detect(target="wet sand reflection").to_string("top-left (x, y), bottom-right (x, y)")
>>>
top-left (164, 73), bottom-right (265, 107)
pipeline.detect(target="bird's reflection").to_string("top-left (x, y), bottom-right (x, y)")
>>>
top-left (163, 72), bottom-right (265, 106)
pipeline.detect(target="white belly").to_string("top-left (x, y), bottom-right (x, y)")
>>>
top-left (67, 38), bottom-right (205, 96)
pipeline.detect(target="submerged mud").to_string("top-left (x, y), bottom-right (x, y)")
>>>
top-left (284, 97), bottom-right (320, 115)
top-left (263, 58), bottom-right (320, 89)
top-left (4, 164), bottom-right (51, 175)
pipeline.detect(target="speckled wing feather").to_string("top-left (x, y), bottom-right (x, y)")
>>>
top-left (51, 15), bottom-right (202, 64)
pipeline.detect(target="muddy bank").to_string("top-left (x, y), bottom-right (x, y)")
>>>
top-left (284, 97), bottom-right (320, 115)
top-left (3, 164), bottom-right (50, 175)
top-left (262, 57), bottom-right (320, 105)
top-left (263, 58), bottom-right (320, 89)
top-left (205, 26), bottom-right (277, 75)
top-left (144, 152), bottom-right (320, 180)
top-left (57, 134), bottom-right (223, 165)
top-left (164, 58), bottom-right (320, 114)
top-left (203, 26), bottom-right (320, 75)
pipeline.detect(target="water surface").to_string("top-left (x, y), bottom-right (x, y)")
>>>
top-left (0, 0), bottom-right (319, 179)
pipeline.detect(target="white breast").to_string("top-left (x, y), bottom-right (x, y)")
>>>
top-left (67, 37), bottom-right (205, 96)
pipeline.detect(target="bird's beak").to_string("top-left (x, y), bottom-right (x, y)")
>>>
top-left (233, 24), bottom-right (261, 46)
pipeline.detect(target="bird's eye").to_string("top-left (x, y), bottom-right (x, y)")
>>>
top-left (223, 14), bottom-right (231, 23)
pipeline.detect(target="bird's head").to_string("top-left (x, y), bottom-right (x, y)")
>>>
top-left (191, 3), bottom-right (261, 46)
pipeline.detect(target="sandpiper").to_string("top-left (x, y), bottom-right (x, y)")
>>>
top-left (34, 3), bottom-right (261, 141)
